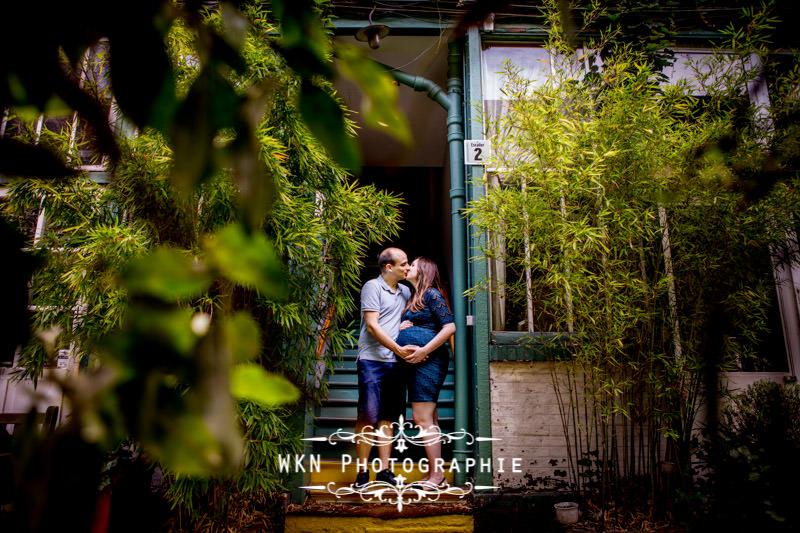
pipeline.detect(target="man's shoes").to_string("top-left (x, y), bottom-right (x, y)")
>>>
top-left (375, 468), bottom-right (397, 486)
top-left (352, 470), bottom-right (369, 489)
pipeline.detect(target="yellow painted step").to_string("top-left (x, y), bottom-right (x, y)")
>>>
top-left (306, 482), bottom-right (468, 503)
top-left (306, 461), bottom-right (465, 504)
top-left (285, 514), bottom-right (473, 533)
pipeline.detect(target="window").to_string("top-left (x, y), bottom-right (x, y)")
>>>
top-left (1, 43), bottom-right (116, 368)
top-left (480, 44), bottom-right (604, 333)
top-left (476, 43), bottom-right (799, 374)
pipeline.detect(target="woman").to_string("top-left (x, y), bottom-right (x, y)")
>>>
top-left (395, 257), bottom-right (456, 488)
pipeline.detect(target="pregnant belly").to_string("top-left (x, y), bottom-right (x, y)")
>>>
top-left (396, 326), bottom-right (436, 347)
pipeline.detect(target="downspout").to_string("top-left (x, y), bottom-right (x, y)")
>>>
top-left (381, 41), bottom-right (469, 486)
top-left (385, 68), bottom-right (451, 112)
top-left (446, 42), bottom-right (469, 488)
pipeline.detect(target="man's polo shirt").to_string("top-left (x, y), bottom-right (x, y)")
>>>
top-left (357, 275), bottom-right (410, 362)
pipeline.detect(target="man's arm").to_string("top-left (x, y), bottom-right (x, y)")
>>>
top-left (364, 310), bottom-right (413, 358)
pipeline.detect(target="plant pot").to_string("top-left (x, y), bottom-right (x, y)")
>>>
top-left (554, 501), bottom-right (579, 524)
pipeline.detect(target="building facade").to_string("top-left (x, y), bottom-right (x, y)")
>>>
top-left (2, 1), bottom-right (798, 499)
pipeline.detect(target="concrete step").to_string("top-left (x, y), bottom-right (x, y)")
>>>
top-left (306, 461), bottom-right (465, 505)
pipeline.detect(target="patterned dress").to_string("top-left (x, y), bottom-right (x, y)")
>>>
top-left (395, 288), bottom-right (454, 402)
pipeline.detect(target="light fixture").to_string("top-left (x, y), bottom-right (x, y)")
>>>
top-left (355, 5), bottom-right (389, 49)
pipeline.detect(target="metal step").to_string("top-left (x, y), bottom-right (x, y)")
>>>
top-left (324, 388), bottom-right (455, 403)
top-left (318, 406), bottom-right (455, 420)
top-left (326, 373), bottom-right (455, 387)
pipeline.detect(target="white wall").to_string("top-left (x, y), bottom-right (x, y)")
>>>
top-left (1, 365), bottom-right (70, 431)
top-left (489, 361), bottom-right (571, 488)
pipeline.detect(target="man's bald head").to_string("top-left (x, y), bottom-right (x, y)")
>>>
top-left (378, 247), bottom-right (404, 272)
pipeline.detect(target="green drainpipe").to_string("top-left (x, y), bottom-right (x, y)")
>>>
top-left (381, 41), bottom-right (468, 486)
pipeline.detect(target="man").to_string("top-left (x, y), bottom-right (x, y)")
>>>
top-left (353, 247), bottom-right (414, 488)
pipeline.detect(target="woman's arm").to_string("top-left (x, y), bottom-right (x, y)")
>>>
top-left (421, 322), bottom-right (455, 356)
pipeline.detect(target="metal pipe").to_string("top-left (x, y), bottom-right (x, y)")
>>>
top-left (377, 63), bottom-right (451, 111)
top-left (380, 43), bottom-right (468, 485)
top-left (445, 42), bottom-right (469, 487)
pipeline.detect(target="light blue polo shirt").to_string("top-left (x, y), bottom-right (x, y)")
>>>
top-left (358, 275), bottom-right (411, 362)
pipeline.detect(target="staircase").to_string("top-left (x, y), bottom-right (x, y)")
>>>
top-left (313, 345), bottom-right (456, 459)
top-left (286, 346), bottom-right (473, 532)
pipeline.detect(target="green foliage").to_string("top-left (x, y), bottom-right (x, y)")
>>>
top-left (688, 380), bottom-right (800, 530)
top-left (467, 1), bottom-right (800, 518)
top-left (335, 44), bottom-right (412, 145)
top-left (2, 1), bottom-right (404, 529)
top-left (123, 247), bottom-right (213, 299)
top-left (166, 402), bottom-right (300, 528)
top-left (5, 175), bottom-right (150, 382)
top-left (592, 0), bottom-right (677, 76)
top-left (203, 223), bottom-right (286, 297)
top-left (1, 0), bottom-right (408, 347)
top-left (723, 380), bottom-right (800, 444)
top-left (231, 364), bottom-right (300, 405)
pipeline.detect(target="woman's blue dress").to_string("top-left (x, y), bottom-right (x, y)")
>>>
top-left (395, 288), bottom-right (454, 402)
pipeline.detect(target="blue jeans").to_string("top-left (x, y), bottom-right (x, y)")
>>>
top-left (356, 359), bottom-right (406, 425)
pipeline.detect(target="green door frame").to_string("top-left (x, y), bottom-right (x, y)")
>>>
top-left (463, 26), bottom-right (494, 488)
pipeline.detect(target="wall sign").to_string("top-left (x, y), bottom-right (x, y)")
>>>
top-left (464, 140), bottom-right (491, 165)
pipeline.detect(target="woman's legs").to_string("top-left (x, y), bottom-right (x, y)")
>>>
top-left (412, 401), bottom-right (444, 484)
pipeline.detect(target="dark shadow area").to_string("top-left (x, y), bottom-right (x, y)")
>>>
top-left (355, 165), bottom-right (452, 305)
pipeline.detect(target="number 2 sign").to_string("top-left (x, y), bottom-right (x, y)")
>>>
top-left (464, 140), bottom-right (491, 165)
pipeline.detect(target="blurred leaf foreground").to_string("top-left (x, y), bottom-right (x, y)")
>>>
top-left (1, 1), bottom-right (406, 529)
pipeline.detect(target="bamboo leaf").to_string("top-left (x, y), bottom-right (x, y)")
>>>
top-left (230, 363), bottom-right (299, 405)
top-left (298, 80), bottom-right (361, 172)
top-left (203, 223), bottom-right (286, 297)
top-left (335, 44), bottom-right (412, 145)
top-left (224, 312), bottom-right (261, 363)
top-left (123, 247), bottom-right (212, 300)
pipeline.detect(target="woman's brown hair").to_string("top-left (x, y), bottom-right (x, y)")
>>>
top-left (405, 257), bottom-right (451, 314)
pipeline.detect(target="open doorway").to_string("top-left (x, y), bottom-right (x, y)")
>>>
top-left (359, 166), bottom-right (452, 294)
top-left (313, 33), bottom-right (456, 464)
top-left (333, 34), bottom-right (453, 311)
